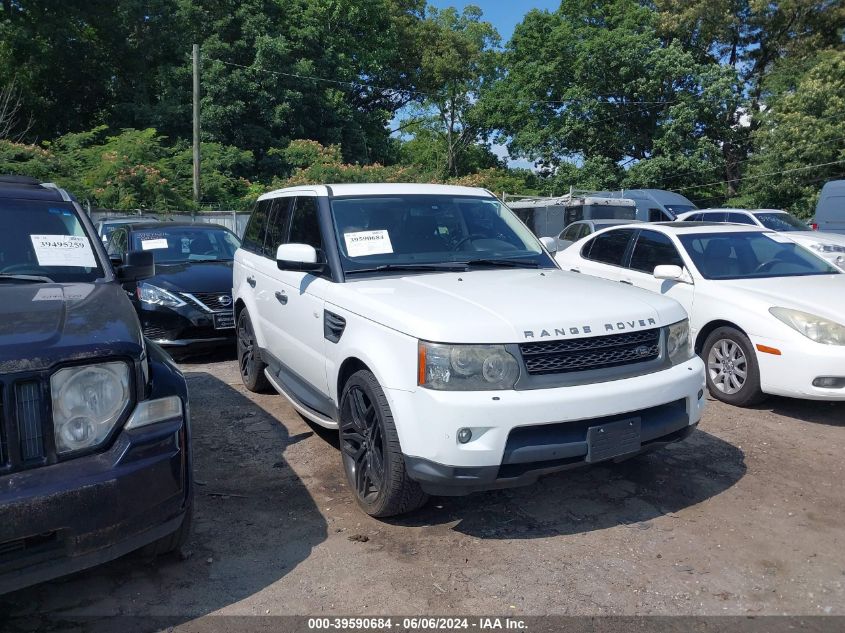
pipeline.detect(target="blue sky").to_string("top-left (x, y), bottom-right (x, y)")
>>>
top-left (427, 0), bottom-right (561, 42)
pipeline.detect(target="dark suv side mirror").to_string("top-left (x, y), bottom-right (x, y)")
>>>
top-left (117, 251), bottom-right (155, 282)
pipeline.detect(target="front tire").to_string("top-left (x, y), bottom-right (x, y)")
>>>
top-left (237, 309), bottom-right (271, 393)
top-left (339, 370), bottom-right (428, 517)
top-left (703, 326), bottom-right (766, 407)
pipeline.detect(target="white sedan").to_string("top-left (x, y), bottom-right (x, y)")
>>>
top-left (676, 208), bottom-right (845, 271)
top-left (554, 223), bottom-right (845, 405)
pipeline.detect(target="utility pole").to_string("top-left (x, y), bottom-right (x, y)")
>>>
top-left (192, 44), bottom-right (201, 208)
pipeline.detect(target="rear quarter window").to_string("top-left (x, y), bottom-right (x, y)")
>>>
top-left (582, 229), bottom-right (635, 266)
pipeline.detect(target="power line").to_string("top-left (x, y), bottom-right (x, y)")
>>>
top-left (668, 159), bottom-right (845, 193)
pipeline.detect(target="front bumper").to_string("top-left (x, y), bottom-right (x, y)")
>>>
top-left (386, 358), bottom-right (706, 495)
top-left (140, 301), bottom-right (235, 350)
top-left (753, 333), bottom-right (845, 400)
top-left (0, 404), bottom-right (190, 595)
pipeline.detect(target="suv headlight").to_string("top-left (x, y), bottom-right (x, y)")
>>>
top-left (137, 282), bottom-right (185, 308)
top-left (51, 362), bottom-right (131, 454)
top-left (667, 319), bottom-right (692, 364)
top-left (419, 342), bottom-right (520, 390)
top-left (769, 307), bottom-right (845, 345)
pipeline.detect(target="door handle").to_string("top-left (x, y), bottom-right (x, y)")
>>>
top-left (569, 268), bottom-right (580, 273)
top-left (619, 279), bottom-right (633, 285)
top-left (275, 290), bottom-right (288, 305)
top-left (246, 276), bottom-right (256, 288)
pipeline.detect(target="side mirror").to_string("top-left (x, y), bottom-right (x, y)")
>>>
top-left (539, 236), bottom-right (558, 254)
top-left (117, 250), bottom-right (155, 282)
top-left (277, 243), bottom-right (324, 272)
top-left (653, 264), bottom-right (690, 283)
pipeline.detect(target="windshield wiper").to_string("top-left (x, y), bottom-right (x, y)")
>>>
top-left (0, 274), bottom-right (55, 283)
top-left (461, 258), bottom-right (540, 269)
top-left (345, 263), bottom-right (466, 275)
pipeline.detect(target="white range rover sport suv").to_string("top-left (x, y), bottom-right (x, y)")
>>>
top-left (233, 184), bottom-right (706, 517)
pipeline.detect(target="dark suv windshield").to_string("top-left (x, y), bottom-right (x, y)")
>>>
top-left (753, 212), bottom-right (810, 232)
top-left (330, 195), bottom-right (553, 273)
top-left (0, 200), bottom-right (105, 283)
top-left (679, 232), bottom-right (838, 280)
top-left (130, 226), bottom-right (240, 263)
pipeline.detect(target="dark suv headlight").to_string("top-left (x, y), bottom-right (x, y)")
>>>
top-left (50, 362), bottom-right (131, 454)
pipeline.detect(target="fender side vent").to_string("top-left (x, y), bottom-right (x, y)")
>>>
top-left (324, 311), bottom-right (346, 343)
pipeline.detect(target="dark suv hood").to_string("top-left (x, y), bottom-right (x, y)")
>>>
top-left (0, 283), bottom-right (144, 373)
top-left (149, 261), bottom-right (233, 293)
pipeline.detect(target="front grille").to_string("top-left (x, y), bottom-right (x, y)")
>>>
top-left (143, 325), bottom-right (174, 341)
top-left (519, 328), bottom-right (661, 375)
top-left (184, 292), bottom-right (233, 312)
top-left (16, 382), bottom-right (44, 461)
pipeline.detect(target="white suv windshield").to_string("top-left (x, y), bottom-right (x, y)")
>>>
top-left (0, 201), bottom-right (105, 283)
top-left (330, 195), bottom-right (553, 273)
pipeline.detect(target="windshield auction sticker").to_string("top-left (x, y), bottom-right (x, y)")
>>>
top-left (141, 238), bottom-right (169, 250)
top-left (30, 234), bottom-right (97, 267)
top-left (344, 230), bottom-right (394, 257)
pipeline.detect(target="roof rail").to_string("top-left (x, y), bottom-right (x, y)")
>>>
top-left (0, 174), bottom-right (43, 186)
top-left (39, 182), bottom-right (72, 201)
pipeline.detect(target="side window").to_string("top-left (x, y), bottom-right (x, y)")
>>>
top-left (682, 213), bottom-right (701, 222)
top-left (629, 230), bottom-right (685, 273)
top-left (561, 224), bottom-right (578, 241)
top-left (648, 208), bottom-right (666, 222)
top-left (107, 228), bottom-right (127, 258)
top-left (577, 223), bottom-right (591, 239)
top-left (264, 197), bottom-right (293, 258)
top-left (705, 212), bottom-right (727, 223)
top-left (583, 229), bottom-right (635, 266)
top-left (727, 212), bottom-right (755, 225)
top-left (288, 196), bottom-right (323, 250)
top-left (242, 200), bottom-right (271, 254)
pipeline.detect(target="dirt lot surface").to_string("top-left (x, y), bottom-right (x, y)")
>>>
top-left (3, 351), bottom-right (844, 624)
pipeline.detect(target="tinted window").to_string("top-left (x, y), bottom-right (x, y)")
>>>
top-left (242, 200), bottom-right (271, 254)
top-left (682, 213), bottom-right (702, 222)
top-left (107, 228), bottom-right (128, 258)
top-left (648, 208), bottom-right (668, 222)
top-left (289, 196), bottom-right (323, 249)
top-left (726, 212), bottom-right (756, 225)
top-left (679, 232), bottom-right (837, 279)
top-left (264, 197), bottom-right (293, 257)
top-left (584, 230), bottom-right (635, 266)
top-left (0, 200), bottom-right (105, 283)
top-left (560, 224), bottom-right (579, 241)
top-left (130, 226), bottom-right (240, 263)
top-left (754, 212), bottom-right (811, 232)
top-left (630, 230), bottom-right (685, 273)
top-left (577, 223), bottom-right (592, 240)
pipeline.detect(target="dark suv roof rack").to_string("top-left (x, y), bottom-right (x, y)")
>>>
top-left (0, 175), bottom-right (43, 185)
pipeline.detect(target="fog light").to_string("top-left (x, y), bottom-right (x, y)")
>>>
top-left (457, 428), bottom-right (473, 444)
top-left (812, 377), bottom-right (845, 388)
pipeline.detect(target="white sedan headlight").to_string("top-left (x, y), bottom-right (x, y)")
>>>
top-left (808, 243), bottom-right (845, 254)
top-left (137, 282), bottom-right (185, 308)
top-left (419, 342), bottom-right (520, 390)
top-left (51, 362), bottom-right (131, 454)
top-left (667, 319), bottom-right (693, 364)
top-left (769, 307), bottom-right (845, 345)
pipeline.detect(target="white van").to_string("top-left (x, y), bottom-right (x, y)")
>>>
top-left (814, 180), bottom-right (845, 234)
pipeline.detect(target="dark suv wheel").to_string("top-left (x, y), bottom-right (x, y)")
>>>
top-left (237, 308), bottom-right (271, 393)
top-left (339, 370), bottom-right (428, 517)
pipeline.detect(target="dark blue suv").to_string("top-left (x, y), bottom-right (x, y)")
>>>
top-left (0, 176), bottom-right (193, 594)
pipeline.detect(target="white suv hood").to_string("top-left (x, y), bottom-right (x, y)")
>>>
top-left (330, 269), bottom-right (687, 343)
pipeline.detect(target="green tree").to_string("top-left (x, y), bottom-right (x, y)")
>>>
top-left (733, 51), bottom-right (845, 217)
top-left (404, 5), bottom-right (500, 177)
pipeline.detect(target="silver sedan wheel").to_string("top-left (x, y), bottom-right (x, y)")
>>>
top-left (707, 338), bottom-right (748, 395)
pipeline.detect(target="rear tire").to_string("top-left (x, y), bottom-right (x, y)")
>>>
top-left (338, 370), bottom-right (428, 517)
top-left (237, 309), bottom-right (271, 393)
top-left (702, 326), bottom-right (766, 407)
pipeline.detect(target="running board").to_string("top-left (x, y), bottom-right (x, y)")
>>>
top-left (264, 369), bottom-right (338, 430)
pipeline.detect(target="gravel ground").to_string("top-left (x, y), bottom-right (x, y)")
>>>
top-left (2, 350), bottom-right (844, 624)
